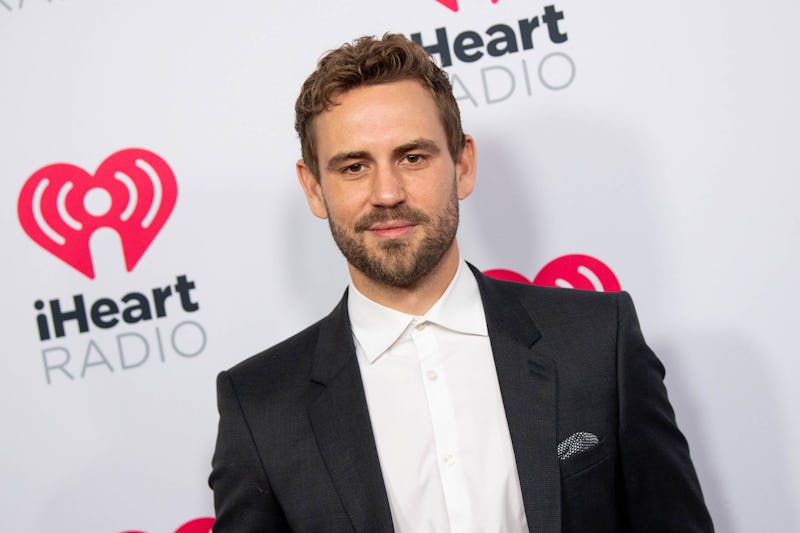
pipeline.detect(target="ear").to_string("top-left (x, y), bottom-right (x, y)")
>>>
top-left (455, 135), bottom-right (476, 200)
top-left (296, 159), bottom-right (329, 219)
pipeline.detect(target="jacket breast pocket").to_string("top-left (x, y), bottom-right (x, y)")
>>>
top-left (560, 439), bottom-right (620, 532)
top-left (559, 437), bottom-right (611, 479)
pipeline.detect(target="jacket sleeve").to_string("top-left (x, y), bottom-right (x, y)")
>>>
top-left (616, 291), bottom-right (714, 532)
top-left (209, 370), bottom-right (290, 532)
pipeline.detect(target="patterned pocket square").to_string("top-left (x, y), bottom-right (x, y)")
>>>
top-left (557, 432), bottom-right (600, 460)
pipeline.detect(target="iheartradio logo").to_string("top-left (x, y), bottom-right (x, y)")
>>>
top-left (485, 254), bottom-right (622, 292)
top-left (436, 0), bottom-right (499, 12)
top-left (121, 517), bottom-right (214, 533)
top-left (17, 148), bottom-right (177, 279)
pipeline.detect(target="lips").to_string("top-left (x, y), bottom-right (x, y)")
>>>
top-left (369, 220), bottom-right (413, 230)
top-left (355, 205), bottom-right (430, 232)
top-left (368, 221), bottom-right (417, 239)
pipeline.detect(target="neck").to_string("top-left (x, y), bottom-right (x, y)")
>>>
top-left (348, 242), bottom-right (461, 316)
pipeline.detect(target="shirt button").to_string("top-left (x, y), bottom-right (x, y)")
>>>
top-left (443, 454), bottom-right (456, 466)
top-left (415, 321), bottom-right (426, 331)
top-left (426, 370), bottom-right (438, 381)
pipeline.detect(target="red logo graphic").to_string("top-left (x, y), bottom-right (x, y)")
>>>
top-left (485, 254), bottom-right (621, 292)
top-left (18, 148), bottom-right (177, 279)
top-left (121, 517), bottom-right (214, 533)
top-left (436, 0), bottom-right (499, 12)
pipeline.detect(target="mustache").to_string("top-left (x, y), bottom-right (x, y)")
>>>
top-left (354, 206), bottom-right (431, 233)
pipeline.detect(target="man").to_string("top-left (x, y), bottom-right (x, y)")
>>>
top-left (209, 34), bottom-right (713, 532)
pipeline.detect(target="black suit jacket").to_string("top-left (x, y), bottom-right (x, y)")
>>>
top-left (210, 266), bottom-right (713, 532)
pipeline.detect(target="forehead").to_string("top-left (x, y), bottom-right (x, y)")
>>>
top-left (314, 80), bottom-right (446, 156)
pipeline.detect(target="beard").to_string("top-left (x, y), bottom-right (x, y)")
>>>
top-left (327, 189), bottom-right (459, 288)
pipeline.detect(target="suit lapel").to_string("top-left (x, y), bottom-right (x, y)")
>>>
top-left (307, 291), bottom-right (394, 533)
top-left (472, 265), bottom-right (562, 533)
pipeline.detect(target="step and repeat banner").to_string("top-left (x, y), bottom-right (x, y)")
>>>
top-left (2, 1), bottom-right (798, 531)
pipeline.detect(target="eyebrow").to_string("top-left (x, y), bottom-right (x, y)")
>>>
top-left (326, 151), bottom-right (372, 171)
top-left (325, 138), bottom-right (442, 171)
top-left (392, 138), bottom-right (441, 159)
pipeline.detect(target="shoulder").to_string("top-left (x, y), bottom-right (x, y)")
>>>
top-left (227, 318), bottom-right (324, 379)
top-left (214, 320), bottom-right (323, 416)
top-left (222, 291), bottom-right (350, 398)
top-left (476, 269), bottom-right (628, 322)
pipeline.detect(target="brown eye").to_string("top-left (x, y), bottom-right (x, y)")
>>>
top-left (344, 163), bottom-right (363, 173)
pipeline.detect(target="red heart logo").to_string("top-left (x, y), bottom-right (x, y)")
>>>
top-left (119, 517), bottom-right (214, 533)
top-left (436, 0), bottom-right (460, 11)
top-left (484, 254), bottom-right (622, 292)
top-left (174, 518), bottom-right (215, 533)
top-left (435, 0), bottom-right (499, 12)
top-left (17, 148), bottom-right (177, 279)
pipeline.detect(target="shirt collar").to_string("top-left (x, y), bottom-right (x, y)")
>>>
top-left (348, 260), bottom-right (488, 364)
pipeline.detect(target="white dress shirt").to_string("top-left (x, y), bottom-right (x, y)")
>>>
top-left (348, 260), bottom-right (529, 533)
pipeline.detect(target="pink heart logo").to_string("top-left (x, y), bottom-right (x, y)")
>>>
top-left (17, 148), bottom-right (177, 279)
top-left (119, 516), bottom-right (214, 533)
top-left (484, 254), bottom-right (622, 292)
top-left (174, 518), bottom-right (215, 533)
top-left (435, 0), bottom-right (499, 13)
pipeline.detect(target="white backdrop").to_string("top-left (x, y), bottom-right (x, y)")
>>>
top-left (1, 1), bottom-right (798, 531)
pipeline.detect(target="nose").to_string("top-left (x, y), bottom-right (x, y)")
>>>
top-left (370, 165), bottom-right (406, 207)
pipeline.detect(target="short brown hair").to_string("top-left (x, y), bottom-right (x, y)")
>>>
top-left (294, 33), bottom-right (466, 179)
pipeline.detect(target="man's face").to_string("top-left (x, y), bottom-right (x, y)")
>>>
top-left (297, 80), bottom-right (475, 287)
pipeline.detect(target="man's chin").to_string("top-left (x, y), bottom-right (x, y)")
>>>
top-left (354, 255), bottom-right (427, 287)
